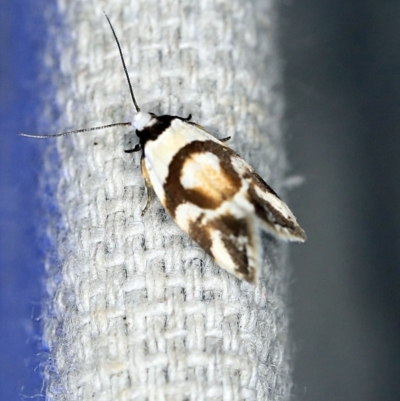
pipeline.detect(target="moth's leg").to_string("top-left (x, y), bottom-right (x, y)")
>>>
top-left (220, 136), bottom-right (231, 142)
top-left (181, 114), bottom-right (192, 122)
top-left (124, 143), bottom-right (141, 153)
top-left (141, 157), bottom-right (153, 216)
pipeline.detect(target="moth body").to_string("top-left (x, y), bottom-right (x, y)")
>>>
top-left (132, 114), bottom-right (306, 284)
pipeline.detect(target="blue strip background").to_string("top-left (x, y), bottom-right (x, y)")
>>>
top-left (0, 1), bottom-right (51, 399)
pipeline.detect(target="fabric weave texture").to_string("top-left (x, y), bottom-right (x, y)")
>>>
top-left (41, 1), bottom-right (292, 400)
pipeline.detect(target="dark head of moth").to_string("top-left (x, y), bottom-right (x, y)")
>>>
top-left (19, 14), bottom-right (306, 285)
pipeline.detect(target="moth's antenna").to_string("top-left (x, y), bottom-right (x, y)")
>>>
top-left (19, 14), bottom-right (138, 139)
top-left (19, 122), bottom-right (131, 139)
top-left (104, 12), bottom-right (140, 112)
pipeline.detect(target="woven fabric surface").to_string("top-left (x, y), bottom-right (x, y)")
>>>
top-left (41, 1), bottom-right (292, 400)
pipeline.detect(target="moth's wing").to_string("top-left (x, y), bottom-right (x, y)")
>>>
top-left (143, 119), bottom-right (262, 283)
top-left (187, 211), bottom-right (261, 284)
top-left (231, 155), bottom-right (307, 242)
top-left (142, 118), bottom-right (222, 204)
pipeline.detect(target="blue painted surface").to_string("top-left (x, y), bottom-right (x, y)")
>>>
top-left (0, 1), bottom-right (51, 399)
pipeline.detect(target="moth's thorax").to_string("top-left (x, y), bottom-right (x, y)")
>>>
top-left (131, 112), bottom-right (153, 131)
top-left (134, 114), bottom-right (178, 145)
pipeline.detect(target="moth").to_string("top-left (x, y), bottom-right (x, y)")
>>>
top-left (20, 14), bottom-right (306, 284)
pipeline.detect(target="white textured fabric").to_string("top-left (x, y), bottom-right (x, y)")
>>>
top-left (41, 1), bottom-right (291, 400)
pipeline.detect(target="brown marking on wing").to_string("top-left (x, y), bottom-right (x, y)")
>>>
top-left (180, 153), bottom-right (239, 209)
top-left (164, 140), bottom-right (241, 217)
top-left (244, 169), bottom-right (280, 198)
top-left (214, 214), bottom-right (250, 277)
top-left (248, 179), bottom-right (306, 240)
top-left (211, 213), bottom-right (256, 283)
top-left (187, 212), bottom-right (257, 283)
top-left (187, 214), bottom-right (213, 255)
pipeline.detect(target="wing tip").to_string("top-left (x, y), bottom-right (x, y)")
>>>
top-left (287, 224), bottom-right (307, 242)
top-left (259, 218), bottom-right (307, 243)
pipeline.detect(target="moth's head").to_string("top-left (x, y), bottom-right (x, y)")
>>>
top-left (131, 112), bottom-right (154, 132)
